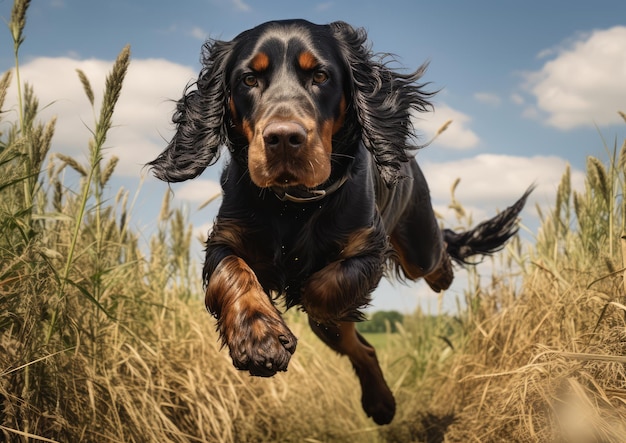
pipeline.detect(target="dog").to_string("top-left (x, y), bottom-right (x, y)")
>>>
top-left (149, 19), bottom-right (531, 425)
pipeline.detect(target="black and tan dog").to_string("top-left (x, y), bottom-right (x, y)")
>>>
top-left (149, 19), bottom-right (531, 425)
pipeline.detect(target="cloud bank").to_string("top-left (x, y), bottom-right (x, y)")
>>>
top-left (414, 103), bottom-right (480, 149)
top-left (421, 154), bottom-right (585, 228)
top-left (524, 26), bottom-right (626, 130)
top-left (6, 55), bottom-right (197, 177)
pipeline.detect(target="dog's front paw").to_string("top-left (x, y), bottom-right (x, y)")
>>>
top-left (225, 310), bottom-right (297, 377)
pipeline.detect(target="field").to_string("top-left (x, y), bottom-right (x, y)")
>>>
top-left (361, 333), bottom-right (396, 350)
top-left (1, 1), bottom-right (626, 441)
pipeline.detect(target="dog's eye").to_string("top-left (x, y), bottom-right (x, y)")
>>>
top-left (243, 74), bottom-right (258, 87)
top-left (312, 71), bottom-right (328, 85)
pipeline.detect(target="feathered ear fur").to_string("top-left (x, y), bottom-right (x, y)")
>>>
top-left (148, 39), bottom-right (234, 183)
top-left (330, 21), bottom-right (435, 187)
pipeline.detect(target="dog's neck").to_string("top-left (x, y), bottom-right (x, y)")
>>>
top-left (271, 174), bottom-right (349, 203)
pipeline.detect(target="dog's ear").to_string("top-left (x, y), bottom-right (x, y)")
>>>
top-left (330, 21), bottom-right (435, 187)
top-left (148, 39), bottom-right (234, 182)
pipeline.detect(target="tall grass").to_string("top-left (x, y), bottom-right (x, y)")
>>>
top-left (1, 1), bottom-right (625, 441)
top-left (425, 120), bottom-right (626, 442)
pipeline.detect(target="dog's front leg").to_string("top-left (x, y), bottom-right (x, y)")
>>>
top-left (301, 225), bottom-right (388, 323)
top-left (206, 255), bottom-right (297, 376)
top-left (303, 252), bottom-right (396, 425)
top-left (300, 225), bottom-right (395, 423)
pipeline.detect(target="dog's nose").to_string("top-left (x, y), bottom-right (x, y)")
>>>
top-left (263, 122), bottom-right (307, 150)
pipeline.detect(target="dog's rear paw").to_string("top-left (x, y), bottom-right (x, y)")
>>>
top-left (362, 385), bottom-right (396, 425)
top-left (425, 252), bottom-right (453, 292)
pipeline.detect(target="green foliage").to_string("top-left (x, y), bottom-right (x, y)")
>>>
top-left (357, 310), bottom-right (404, 333)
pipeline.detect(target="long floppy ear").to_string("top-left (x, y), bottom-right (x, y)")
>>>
top-left (330, 21), bottom-right (435, 187)
top-left (148, 39), bottom-right (234, 182)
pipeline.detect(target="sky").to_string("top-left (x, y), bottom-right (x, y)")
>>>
top-left (1, 0), bottom-right (625, 313)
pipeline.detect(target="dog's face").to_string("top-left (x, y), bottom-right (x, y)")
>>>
top-left (227, 21), bottom-right (348, 189)
top-left (148, 20), bottom-right (433, 188)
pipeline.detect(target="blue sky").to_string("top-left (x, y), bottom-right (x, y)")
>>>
top-left (2, 0), bottom-right (626, 313)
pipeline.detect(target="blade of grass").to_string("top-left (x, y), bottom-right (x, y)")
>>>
top-left (46, 45), bottom-right (130, 344)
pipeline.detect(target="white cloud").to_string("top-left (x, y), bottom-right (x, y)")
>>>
top-left (421, 154), bottom-right (585, 217)
top-left (6, 55), bottom-right (197, 177)
top-left (413, 103), bottom-right (480, 149)
top-left (521, 105), bottom-right (539, 120)
top-left (510, 93), bottom-right (525, 106)
top-left (523, 26), bottom-right (626, 130)
top-left (315, 2), bottom-right (334, 12)
top-left (189, 26), bottom-right (207, 40)
top-left (232, 0), bottom-right (251, 12)
top-left (536, 47), bottom-right (556, 60)
top-left (174, 180), bottom-right (222, 203)
top-left (194, 221), bottom-right (213, 244)
top-left (474, 92), bottom-right (501, 107)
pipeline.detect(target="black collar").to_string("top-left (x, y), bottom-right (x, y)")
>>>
top-left (271, 174), bottom-right (349, 203)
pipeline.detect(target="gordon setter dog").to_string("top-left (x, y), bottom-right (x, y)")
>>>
top-left (149, 19), bottom-right (531, 425)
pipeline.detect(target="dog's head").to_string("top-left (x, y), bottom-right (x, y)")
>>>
top-left (149, 20), bottom-right (434, 189)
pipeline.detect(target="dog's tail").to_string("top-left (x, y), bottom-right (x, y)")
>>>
top-left (443, 186), bottom-right (534, 264)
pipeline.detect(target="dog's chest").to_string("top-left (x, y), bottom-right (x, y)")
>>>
top-left (249, 201), bottom-right (335, 287)
top-left (273, 201), bottom-right (328, 261)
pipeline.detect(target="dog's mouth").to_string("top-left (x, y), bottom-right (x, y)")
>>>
top-left (251, 161), bottom-right (328, 189)
top-left (270, 172), bottom-right (301, 188)
top-left (247, 115), bottom-right (333, 191)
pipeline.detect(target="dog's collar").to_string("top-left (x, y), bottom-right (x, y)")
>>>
top-left (271, 174), bottom-right (349, 203)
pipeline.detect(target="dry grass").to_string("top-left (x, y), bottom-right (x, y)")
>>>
top-left (427, 130), bottom-right (626, 442)
top-left (1, 1), bottom-right (626, 441)
top-left (431, 264), bottom-right (626, 442)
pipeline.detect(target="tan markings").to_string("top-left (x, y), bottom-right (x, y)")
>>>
top-left (390, 233), bottom-right (424, 280)
top-left (206, 255), bottom-right (272, 319)
top-left (241, 118), bottom-right (254, 143)
top-left (245, 117), bottom-right (268, 187)
top-left (229, 95), bottom-right (241, 130)
top-left (332, 94), bottom-right (347, 134)
top-left (247, 113), bottom-right (332, 188)
top-left (298, 51), bottom-right (318, 71)
top-left (206, 255), bottom-right (289, 353)
top-left (320, 120), bottom-right (334, 155)
top-left (341, 227), bottom-right (376, 259)
top-left (320, 95), bottom-right (347, 154)
top-left (302, 260), bottom-right (344, 320)
top-left (250, 52), bottom-right (270, 72)
top-left (229, 97), bottom-right (237, 119)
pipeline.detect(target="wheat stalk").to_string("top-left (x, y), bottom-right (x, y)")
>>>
top-left (47, 45), bottom-right (131, 344)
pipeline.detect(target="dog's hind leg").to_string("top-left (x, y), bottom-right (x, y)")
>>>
top-left (387, 161), bottom-right (454, 292)
top-left (308, 318), bottom-right (396, 425)
top-left (388, 162), bottom-right (533, 292)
